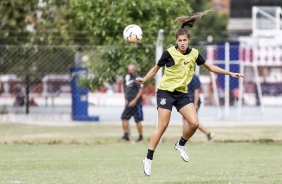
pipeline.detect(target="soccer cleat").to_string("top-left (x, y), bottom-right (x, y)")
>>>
top-left (174, 142), bottom-right (189, 162)
top-left (207, 132), bottom-right (215, 141)
top-left (136, 136), bottom-right (143, 142)
top-left (143, 158), bottom-right (152, 176)
top-left (120, 135), bottom-right (130, 141)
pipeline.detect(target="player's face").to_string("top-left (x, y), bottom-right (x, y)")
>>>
top-left (128, 65), bottom-right (136, 74)
top-left (176, 35), bottom-right (189, 53)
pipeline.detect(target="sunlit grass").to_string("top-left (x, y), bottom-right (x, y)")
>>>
top-left (0, 124), bottom-right (281, 183)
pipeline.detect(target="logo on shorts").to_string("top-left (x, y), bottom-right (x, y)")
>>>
top-left (160, 98), bottom-right (167, 105)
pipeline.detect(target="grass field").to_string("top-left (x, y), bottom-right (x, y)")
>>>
top-left (0, 123), bottom-right (282, 184)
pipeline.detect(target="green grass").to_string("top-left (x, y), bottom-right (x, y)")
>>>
top-left (0, 124), bottom-right (281, 183)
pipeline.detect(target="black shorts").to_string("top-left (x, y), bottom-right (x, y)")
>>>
top-left (156, 89), bottom-right (193, 111)
top-left (121, 104), bottom-right (143, 122)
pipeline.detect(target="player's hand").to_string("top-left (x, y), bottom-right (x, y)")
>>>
top-left (135, 77), bottom-right (145, 84)
top-left (128, 100), bottom-right (136, 107)
top-left (230, 72), bottom-right (244, 78)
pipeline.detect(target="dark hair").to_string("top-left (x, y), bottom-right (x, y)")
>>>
top-left (174, 10), bottom-right (212, 39)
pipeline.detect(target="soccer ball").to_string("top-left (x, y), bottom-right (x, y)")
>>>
top-left (123, 24), bottom-right (143, 43)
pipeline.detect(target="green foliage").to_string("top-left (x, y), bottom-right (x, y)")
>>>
top-left (70, 0), bottom-right (191, 45)
top-left (0, 0), bottom-right (37, 44)
top-left (0, 0), bottom-right (228, 90)
top-left (69, 0), bottom-right (193, 89)
top-left (69, 0), bottom-right (228, 89)
top-left (0, 0), bottom-right (76, 83)
top-left (0, 0), bottom-right (75, 45)
top-left (188, 0), bottom-right (228, 44)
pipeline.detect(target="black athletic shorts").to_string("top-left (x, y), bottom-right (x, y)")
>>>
top-left (121, 104), bottom-right (143, 122)
top-left (156, 89), bottom-right (193, 111)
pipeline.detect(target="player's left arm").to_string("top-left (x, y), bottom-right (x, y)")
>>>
top-left (203, 62), bottom-right (244, 78)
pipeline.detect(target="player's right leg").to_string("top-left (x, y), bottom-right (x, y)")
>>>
top-left (149, 108), bottom-right (171, 150)
top-left (143, 107), bottom-right (172, 176)
top-left (143, 89), bottom-right (174, 176)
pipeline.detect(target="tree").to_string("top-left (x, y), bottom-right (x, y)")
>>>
top-left (68, 0), bottom-right (227, 90)
top-left (0, 0), bottom-right (228, 91)
top-left (0, 0), bottom-right (81, 45)
top-left (0, 0), bottom-right (79, 76)
top-left (0, 0), bottom-right (37, 44)
top-left (0, 0), bottom-right (76, 113)
top-left (187, 0), bottom-right (228, 44)
top-left (69, 0), bottom-right (194, 89)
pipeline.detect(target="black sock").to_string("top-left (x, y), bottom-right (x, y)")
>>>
top-left (124, 133), bottom-right (129, 138)
top-left (147, 149), bottom-right (154, 160)
top-left (139, 135), bottom-right (143, 139)
top-left (178, 136), bottom-right (188, 146)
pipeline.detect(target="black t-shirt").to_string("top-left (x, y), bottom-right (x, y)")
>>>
top-left (124, 73), bottom-right (143, 104)
top-left (157, 47), bottom-right (206, 67)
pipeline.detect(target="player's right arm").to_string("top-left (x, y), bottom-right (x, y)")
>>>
top-left (135, 65), bottom-right (161, 84)
top-left (136, 51), bottom-right (169, 84)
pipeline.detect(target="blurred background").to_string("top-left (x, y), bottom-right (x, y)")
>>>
top-left (0, 0), bottom-right (281, 125)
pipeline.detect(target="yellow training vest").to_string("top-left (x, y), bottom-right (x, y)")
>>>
top-left (158, 46), bottom-right (198, 93)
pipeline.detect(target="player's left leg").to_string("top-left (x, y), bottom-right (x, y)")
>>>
top-left (180, 104), bottom-right (199, 140)
top-left (175, 103), bottom-right (199, 162)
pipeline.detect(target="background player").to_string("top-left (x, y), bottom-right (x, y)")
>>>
top-left (121, 64), bottom-right (144, 142)
top-left (183, 74), bottom-right (214, 140)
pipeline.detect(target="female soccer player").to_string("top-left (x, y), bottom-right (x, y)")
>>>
top-left (135, 10), bottom-right (244, 176)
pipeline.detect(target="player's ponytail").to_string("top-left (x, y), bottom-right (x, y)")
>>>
top-left (175, 10), bottom-right (212, 28)
top-left (174, 10), bottom-right (212, 39)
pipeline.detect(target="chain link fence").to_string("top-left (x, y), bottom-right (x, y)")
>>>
top-left (0, 44), bottom-right (282, 123)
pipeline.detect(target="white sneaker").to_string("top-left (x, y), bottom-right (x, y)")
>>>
top-left (143, 158), bottom-right (152, 176)
top-left (174, 142), bottom-right (189, 162)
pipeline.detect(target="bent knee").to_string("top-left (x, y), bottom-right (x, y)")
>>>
top-left (157, 122), bottom-right (168, 131)
top-left (189, 120), bottom-right (199, 128)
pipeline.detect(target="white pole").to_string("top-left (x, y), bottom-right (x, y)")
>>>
top-left (253, 64), bottom-right (264, 116)
top-left (238, 62), bottom-right (244, 117)
top-left (276, 7), bottom-right (281, 31)
top-left (224, 42), bottom-right (230, 117)
top-left (210, 72), bottom-right (222, 119)
top-left (155, 29), bottom-right (164, 127)
top-left (252, 6), bottom-right (257, 37)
